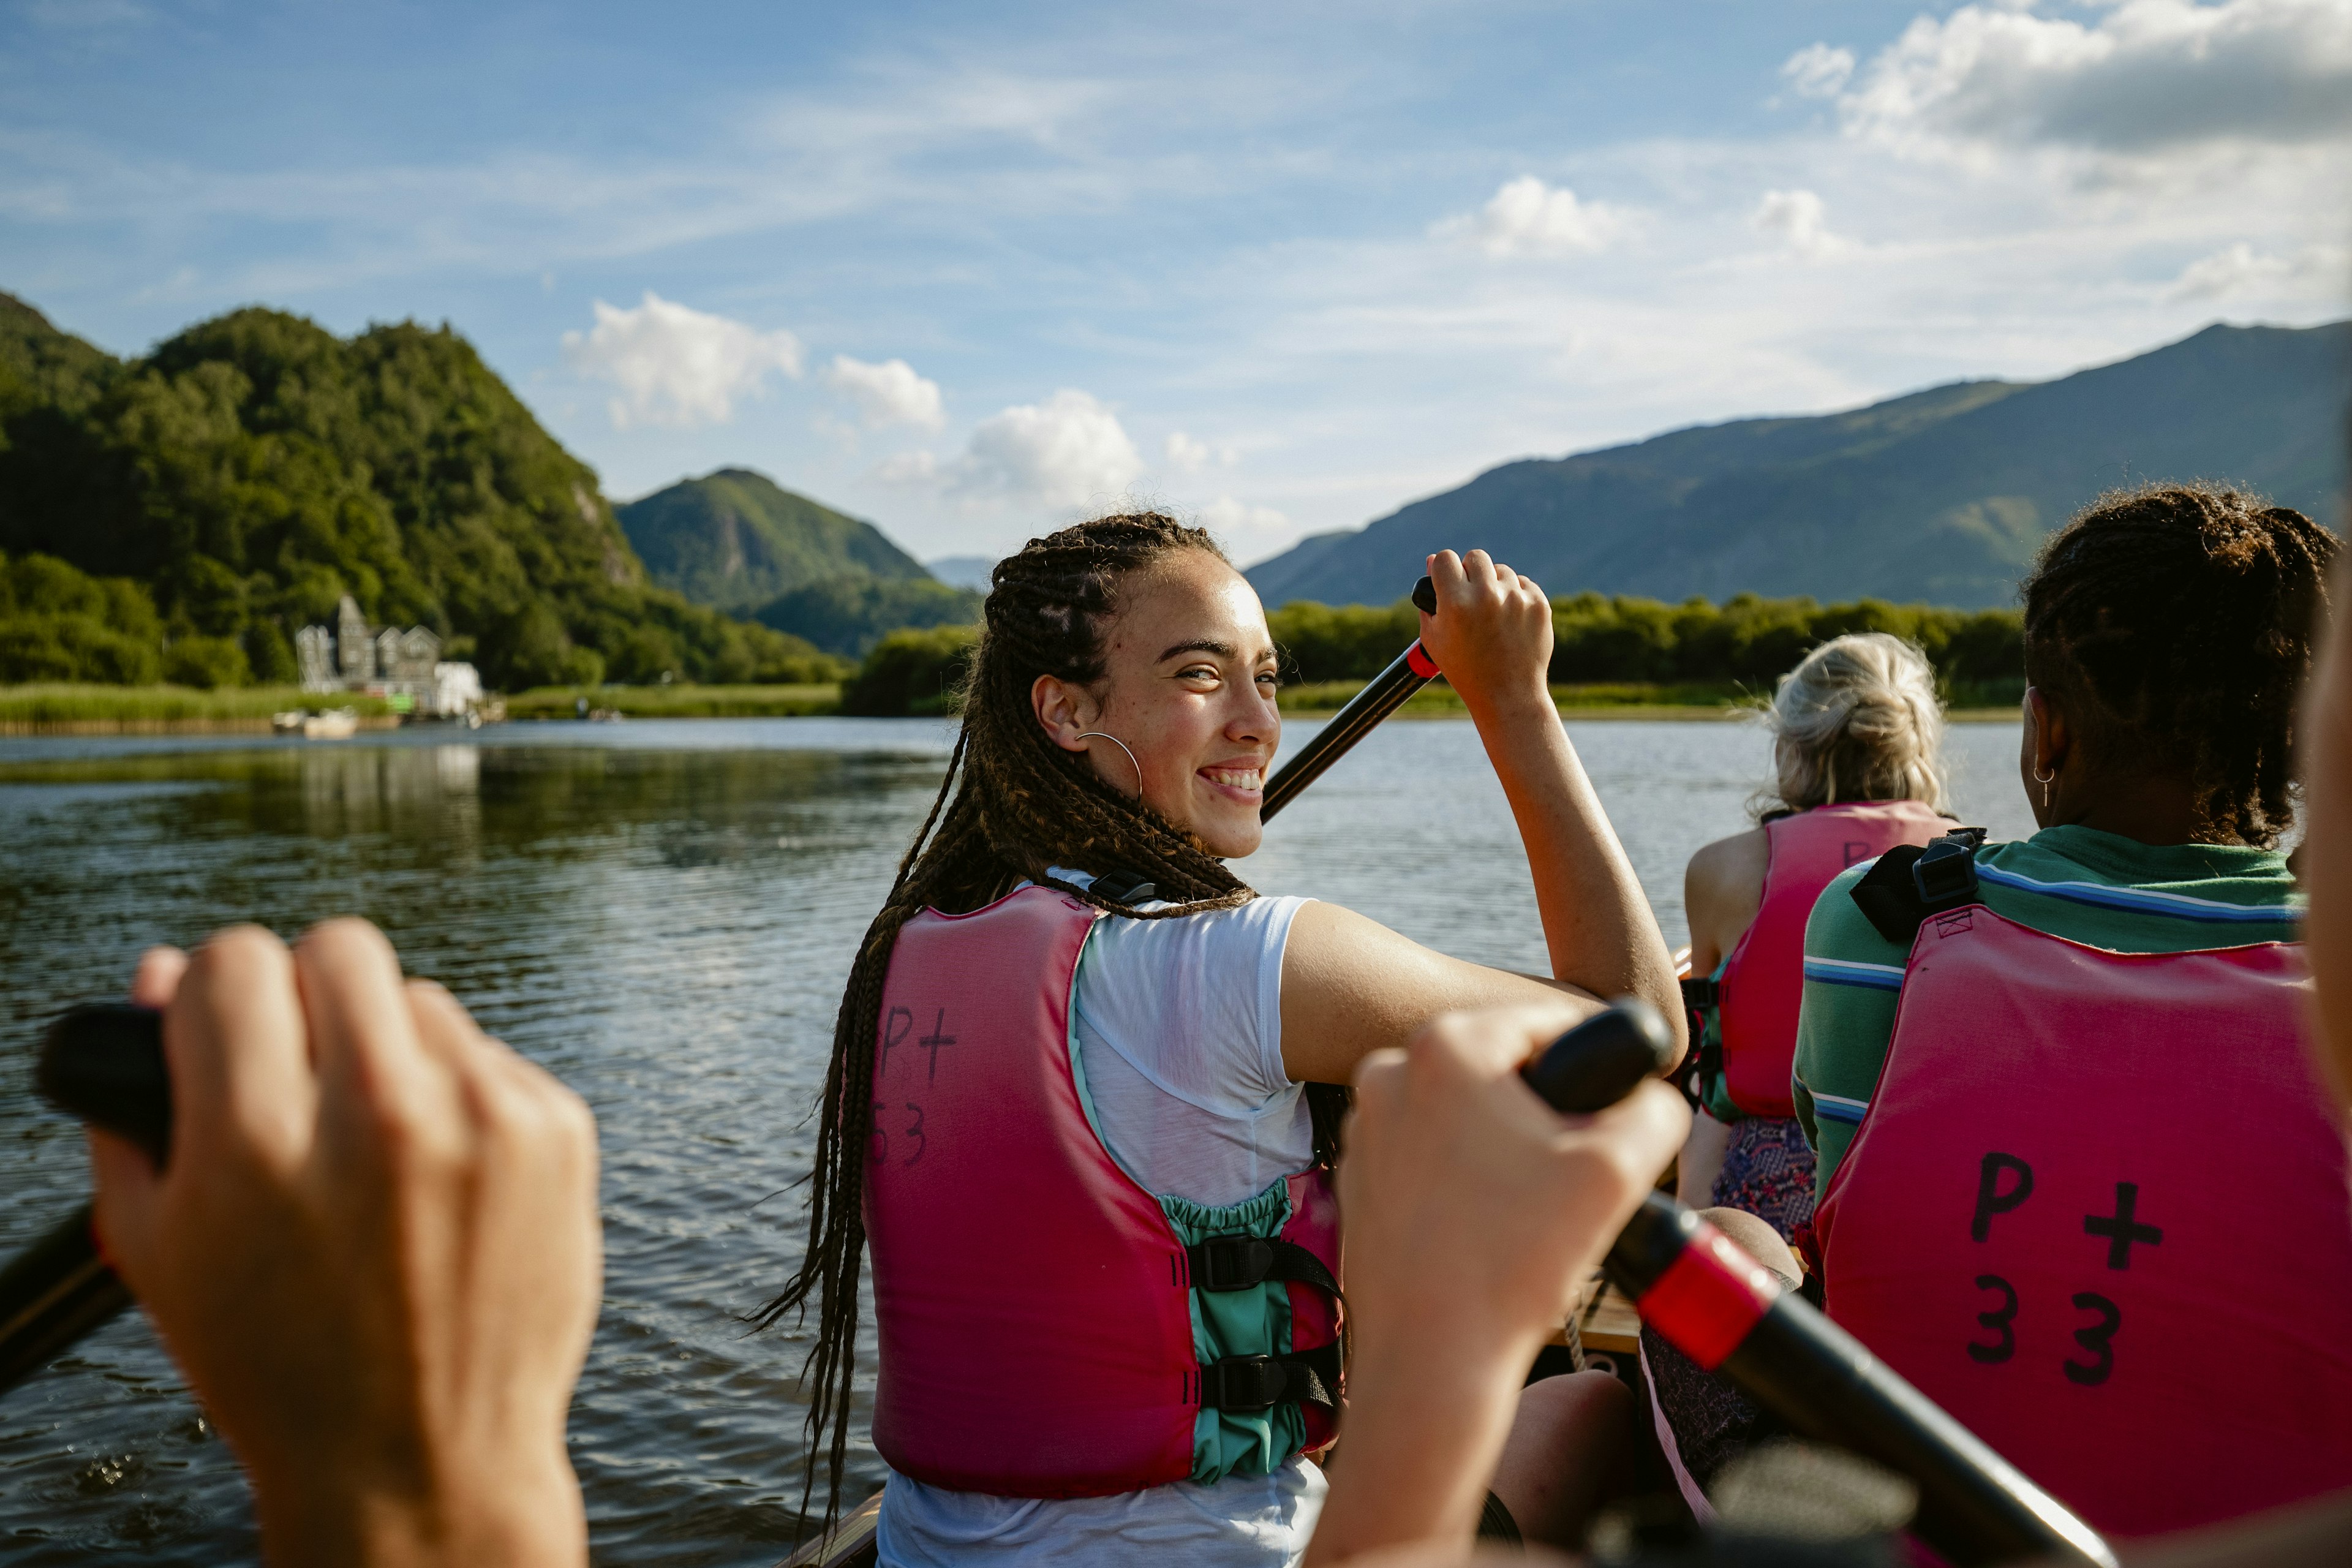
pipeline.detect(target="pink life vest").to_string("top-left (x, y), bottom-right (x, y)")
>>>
top-left (1717, 800), bottom-right (1950, 1117)
top-left (1814, 903), bottom-right (2352, 1537)
top-left (862, 885), bottom-right (1343, 1499)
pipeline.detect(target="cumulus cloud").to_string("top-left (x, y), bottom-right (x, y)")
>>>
top-left (878, 389), bottom-right (1142, 508)
top-left (1166, 431), bottom-right (1210, 471)
top-left (824, 354), bottom-right (945, 430)
top-left (1782, 43), bottom-right (1856, 99)
top-left (1197, 496), bottom-right (1291, 542)
top-left (1437, 176), bottom-right (1632, 258)
top-left (962, 390), bottom-right (1142, 506)
top-left (562, 292), bottom-right (802, 428)
top-left (2167, 240), bottom-right (2352, 298)
top-left (1834, 0), bottom-right (2352, 163)
top-left (1752, 189), bottom-right (1848, 258)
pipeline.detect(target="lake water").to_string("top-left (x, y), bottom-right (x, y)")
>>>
top-left (0, 715), bottom-right (2038, 1565)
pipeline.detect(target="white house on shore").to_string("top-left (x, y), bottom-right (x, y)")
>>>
top-left (296, 596), bottom-right (483, 718)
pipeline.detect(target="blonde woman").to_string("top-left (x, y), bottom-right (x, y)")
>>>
top-left (1675, 633), bottom-right (1954, 1238)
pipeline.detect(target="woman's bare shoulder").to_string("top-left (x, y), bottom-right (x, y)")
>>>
top-left (1686, 826), bottom-right (1770, 895)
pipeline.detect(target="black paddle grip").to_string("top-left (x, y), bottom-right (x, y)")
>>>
top-left (38, 1004), bottom-right (170, 1166)
top-left (1411, 575), bottom-right (1436, 615)
top-left (0, 1004), bottom-right (167, 1400)
top-left (1519, 997), bottom-right (1677, 1115)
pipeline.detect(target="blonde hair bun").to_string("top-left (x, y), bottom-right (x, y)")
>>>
top-left (1764, 632), bottom-right (1947, 815)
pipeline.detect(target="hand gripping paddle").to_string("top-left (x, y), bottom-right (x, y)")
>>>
top-left (1523, 1001), bottom-right (2114, 1568)
top-left (1258, 576), bottom-right (1441, 821)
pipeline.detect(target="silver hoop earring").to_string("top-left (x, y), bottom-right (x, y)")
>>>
top-left (1073, 731), bottom-right (1142, 796)
top-left (2033, 762), bottom-right (2056, 813)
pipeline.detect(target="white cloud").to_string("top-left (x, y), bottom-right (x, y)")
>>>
top-left (824, 354), bottom-right (945, 430)
top-left (2168, 239), bottom-right (2352, 298)
top-left (1782, 43), bottom-right (1857, 99)
top-left (962, 390), bottom-right (1142, 507)
top-left (1838, 0), bottom-right (2352, 164)
top-left (1752, 189), bottom-right (1848, 258)
top-left (1166, 431), bottom-right (1210, 471)
top-left (1197, 496), bottom-right (1291, 543)
top-left (879, 390), bottom-right (1142, 508)
top-left (1437, 176), bottom-right (1632, 258)
top-left (560, 291), bottom-right (802, 429)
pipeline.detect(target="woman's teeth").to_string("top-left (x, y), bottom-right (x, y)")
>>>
top-left (1202, 767), bottom-right (1262, 789)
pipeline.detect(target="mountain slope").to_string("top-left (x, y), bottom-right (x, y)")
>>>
top-left (0, 293), bottom-right (831, 688)
top-left (617, 469), bottom-right (929, 612)
top-left (1246, 322), bottom-right (2350, 609)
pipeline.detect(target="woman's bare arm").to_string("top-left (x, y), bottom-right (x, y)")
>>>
top-left (1279, 550), bottom-right (1681, 1086)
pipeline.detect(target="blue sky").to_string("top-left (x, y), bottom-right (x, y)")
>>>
top-left (4, 0), bottom-right (2348, 568)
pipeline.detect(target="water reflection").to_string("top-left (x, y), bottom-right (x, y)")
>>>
top-left (0, 717), bottom-right (2035, 1566)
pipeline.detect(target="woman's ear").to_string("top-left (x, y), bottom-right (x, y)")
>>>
top-left (1031, 674), bottom-right (1096, 753)
top-left (2026, 687), bottom-right (2075, 774)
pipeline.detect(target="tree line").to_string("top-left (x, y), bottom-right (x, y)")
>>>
top-left (840, 592), bottom-right (2029, 715)
top-left (1270, 593), bottom-right (2024, 694)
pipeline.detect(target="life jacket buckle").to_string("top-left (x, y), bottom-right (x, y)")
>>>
top-left (1911, 829), bottom-right (1985, 907)
top-left (1199, 1354), bottom-right (1287, 1411)
top-left (1192, 1235), bottom-right (1276, 1292)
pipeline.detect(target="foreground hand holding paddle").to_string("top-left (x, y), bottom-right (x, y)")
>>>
top-left (88, 922), bottom-right (600, 1568)
top-left (1308, 1001), bottom-right (1690, 1566)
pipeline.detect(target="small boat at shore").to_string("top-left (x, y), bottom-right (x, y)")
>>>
top-left (273, 708), bottom-right (359, 739)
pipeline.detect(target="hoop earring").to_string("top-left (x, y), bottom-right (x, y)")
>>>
top-left (1073, 731), bottom-right (1142, 796)
top-left (2033, 762), bottom-right (2056, 813)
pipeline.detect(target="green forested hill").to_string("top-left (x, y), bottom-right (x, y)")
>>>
top-left (0, 293), bottom-right (833, 688)
top-left (617, 468), bottom-right (929, 611)
top-left (1246, 321), bottom-right (2351, 609)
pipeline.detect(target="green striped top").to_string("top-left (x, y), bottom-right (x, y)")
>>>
top-left (1792, 824), bottom-right (2302, 1199)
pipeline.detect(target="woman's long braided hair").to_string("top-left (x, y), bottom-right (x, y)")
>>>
top-left (758, 511), bottom-right (1344, 1524)
top-left (2019, 481), bottom-right (2338, 846)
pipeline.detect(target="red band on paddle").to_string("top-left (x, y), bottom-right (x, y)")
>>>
top-left (1635, 1222), bottom-right (1782, 1370)
top-left (1405, 643), bottom-right (1440, 679)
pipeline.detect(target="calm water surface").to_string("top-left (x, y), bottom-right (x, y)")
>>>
top-left (0, 715), bottom-right (2037, 1565)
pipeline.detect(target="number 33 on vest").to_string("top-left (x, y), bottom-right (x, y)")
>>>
top-left (1812, 903), bottom-right (2352, 1539)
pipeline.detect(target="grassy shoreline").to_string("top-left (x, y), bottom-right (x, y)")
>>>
top-left (503, 682), bottom-right (840, 719)
top-left (0, 680), bottom-right (2023, 732)
top-left (0, 684), bottom-right (398, 734)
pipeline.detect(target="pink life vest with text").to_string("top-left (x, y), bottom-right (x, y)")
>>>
top-left (1814, 903), bottom-right (2352, 1537)
top-left (1717, 800), bottom-right (1950, 1117)
top-left (862, 885), bottom-right (1343, 1499)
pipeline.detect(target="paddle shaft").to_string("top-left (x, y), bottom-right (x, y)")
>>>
top-left (0, 1003), bottom-right (168, 1400)
top-left (1257, 576), bottom-right (1439, 823)
top-left (1523, 1008), bottom-right (2114, 1568)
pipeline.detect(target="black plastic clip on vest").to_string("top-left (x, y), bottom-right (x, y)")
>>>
top-left (1849, 827), bottom-right (1988, 944)
top-left (1186, 1234), bottom-right (1341, 1298)
top-left (1198, 1344), bottom-right (1341, 1414)
top-left (1678, 974), bottom-right (1720, 1011)
top-left (1087, 867), bottom-right (1159, 905)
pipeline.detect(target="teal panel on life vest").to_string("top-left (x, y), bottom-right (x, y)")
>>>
top-left (1158, 1183), bottom-right (1306, 1485)
top-left (1062, 926), bottom-right (1308, 1485)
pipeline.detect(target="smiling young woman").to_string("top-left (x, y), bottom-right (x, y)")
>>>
top-left (762, 512), bottom-right (1681, 1566)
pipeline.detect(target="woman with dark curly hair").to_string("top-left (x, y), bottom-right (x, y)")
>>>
top-left (1778, 483), bottom-right (2352, 1540)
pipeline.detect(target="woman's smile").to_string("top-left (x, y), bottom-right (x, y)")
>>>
top-left (1198, 760), bottom-right (1266, 802)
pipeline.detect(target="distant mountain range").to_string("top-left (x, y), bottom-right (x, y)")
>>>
top-left (616, 468), bottom-right (929, 611)
top-left (617, 469), bottom-right (982, 656)
top-left (925, 554), bottom-right (997, 592)
top-left (1246, 321), bottom-right (2351, 610)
